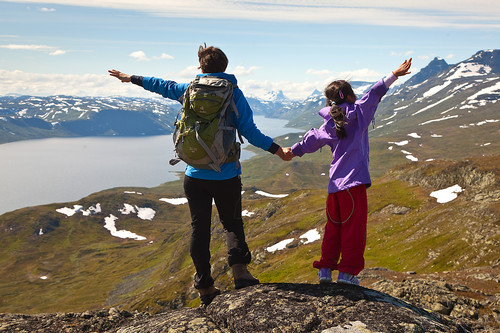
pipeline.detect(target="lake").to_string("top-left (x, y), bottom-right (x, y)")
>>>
top-left (0, 116), bottom-right (303, 215)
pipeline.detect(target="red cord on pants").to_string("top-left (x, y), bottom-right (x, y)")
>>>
top-left (313, 185), bottom-right (368, 276)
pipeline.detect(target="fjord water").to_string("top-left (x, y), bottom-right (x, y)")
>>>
top-left (0, 116), bottom-right (303, 215)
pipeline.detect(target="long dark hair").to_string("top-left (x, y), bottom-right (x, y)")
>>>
top-left (324, 80), bottom-right (355, 139)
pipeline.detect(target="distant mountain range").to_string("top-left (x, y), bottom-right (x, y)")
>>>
top-left (369, 49), bottom-right (499, 164)
top-left (1, 49), bottom-right (498, 154)
top-left (0, 96), bottom-right (180, 143)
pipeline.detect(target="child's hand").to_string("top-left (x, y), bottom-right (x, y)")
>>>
top-left (277, 147), bottom-right (295, 161)
top-left (392, 58), bottom-right (412, 77)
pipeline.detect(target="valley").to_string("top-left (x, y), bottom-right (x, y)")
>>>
top-left (0, 152), bottom-right (498, 331)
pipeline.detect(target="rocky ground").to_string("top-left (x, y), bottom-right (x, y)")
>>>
top-left (4, 267), bottom-right (498, 333)
top-left (360, 266), bottom-right (500, 333)
top-left (1, 266), bottom-right (498, 332)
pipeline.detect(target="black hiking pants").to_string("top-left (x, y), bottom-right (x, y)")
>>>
top-left (184, 175), bottom-right (252, 289)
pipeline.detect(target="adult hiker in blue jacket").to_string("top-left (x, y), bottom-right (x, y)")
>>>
top-left (109, 44), bottom-right (291, 306)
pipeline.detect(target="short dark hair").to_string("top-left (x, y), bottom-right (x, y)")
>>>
top-left (198, 44), bottom-right (228, 73)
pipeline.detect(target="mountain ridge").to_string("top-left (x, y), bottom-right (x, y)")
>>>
top-left (1, 49), bottom-right (498, 155)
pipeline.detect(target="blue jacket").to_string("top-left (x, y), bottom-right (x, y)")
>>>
top-left (138, 72), bottom-right (276, 180)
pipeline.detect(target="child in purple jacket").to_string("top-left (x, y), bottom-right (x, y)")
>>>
top-left (284, 59), bottom-right (412, 285)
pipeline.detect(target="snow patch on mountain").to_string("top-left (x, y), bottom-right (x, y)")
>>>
top-left (255, 190), bottom-right (289, 198)
top-left (104, 214), bottom-right (146, 241)
top-left (459, 119), bottom-right (499, 129)
top-left (466, 81), bottom-right (500, 102)
top-left (430, 185), bottom-right (463, 204)
top-left (423, 81), bottom-right (452, 98)
top-left (419, 115), bottom-right (459, 126)
top-left (412, 94), bottom-right (455, 116)
top-left (447, 63), bottom-right (492, 81)
top-left (159, 198), bottom-right (188, 205)
top-left (266, 228), bottom-right (321, 253)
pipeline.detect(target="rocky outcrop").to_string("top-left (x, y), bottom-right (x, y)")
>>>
top-left (0, 283), bottom-right (468, 332)
top-left (360, 267), bottom-right (500, 333)
top-left (390, 159), bottom-right (498, 197)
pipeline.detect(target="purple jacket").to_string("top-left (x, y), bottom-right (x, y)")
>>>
top-left (291, 77), bottom-right (390, 193)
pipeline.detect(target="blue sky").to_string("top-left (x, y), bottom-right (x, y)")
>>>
top-left (0, 0), bottom-right (499, 100)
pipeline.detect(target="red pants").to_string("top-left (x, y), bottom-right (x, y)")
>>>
top-left (313, 185), bottom-right (367, 276)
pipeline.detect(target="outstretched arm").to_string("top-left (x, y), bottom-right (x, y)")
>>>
top-left (108, 69), bottom-right (132, 83)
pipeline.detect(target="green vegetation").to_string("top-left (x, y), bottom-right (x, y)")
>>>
top-left (0, 150), bottom-right (498, 315)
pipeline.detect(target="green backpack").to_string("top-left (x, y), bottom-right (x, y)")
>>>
top-left (169, 75), bottom-right (242, 172)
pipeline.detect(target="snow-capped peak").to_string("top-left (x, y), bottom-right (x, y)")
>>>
top-left (261, 90), bottom-right (290, 102)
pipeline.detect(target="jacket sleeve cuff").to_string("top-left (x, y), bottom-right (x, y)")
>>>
top-left (291, 144), bottom-right (304, 157)
top-left (131, 75), bottom-right (144, 86)
top-left (383, 72), bottom-right (398, 88)
top-left (267, 142), bottom-right (280, 154)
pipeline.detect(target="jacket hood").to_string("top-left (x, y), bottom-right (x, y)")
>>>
top-left (198, 72), bottom-right (237, 85)
top-left (319, 104), bottom-right (356, 124)
top-left (319, 106), bottom-right (331, 121)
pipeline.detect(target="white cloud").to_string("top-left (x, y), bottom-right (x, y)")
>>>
top-left (446, 54), bottom-right (455, 59)
top-left (40, 7), bottom-right (56, 12)
top-left (306, 69), bottom-right (333, 77)
top-left (241, 66), bottom-right (385, 100)
top-left (391, 50), bottom-right (414, 57)
top-left (49, 49), bottom-right (66, 56)
top-left (0, 69), bottom-right (152, 97)
top-left (3, 1), bottom-right (499, 29)
top-left (232, 65), bottom-right (259, 76)
top-left (1, 66), bottom-right (316, 100)
top-left (337, 68), bottom-right (383, 81)
top-left (1, 44), bottom-right (67, 55)
top-left (129, 50), bottom-right (149, 61)
top-left (170, 65), bottom-right (201, 81)
top-left (1, 44), bottom-right (53, 51)
top-left (0, 62), bottom-right (384, 101)
top-left (241, 78), bottom-right (319, 100)
top-left (153, 53), bottom-right (174, 60)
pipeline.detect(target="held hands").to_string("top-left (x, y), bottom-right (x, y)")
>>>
top-left (108, 69), bottom-right (132, 83)
top-left (392, 58), bottom-right (412, 77)
top-left (276, 147), bottom-right (295, 161)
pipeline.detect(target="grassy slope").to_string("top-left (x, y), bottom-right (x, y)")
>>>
top-left (0, 138), bottom-right (498, 314)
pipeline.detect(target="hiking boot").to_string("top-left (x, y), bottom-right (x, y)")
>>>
top-left (318, 268), bottom-right (332, 284)
top-left (337, 271), bottom-right (359, 285)
top-left (199, 289), bottom-right (221, 307)
top-left (232, 264), bottom-right (260, 289)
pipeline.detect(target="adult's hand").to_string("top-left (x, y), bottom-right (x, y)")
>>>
top-left (108, 69), bottom-right (132, 83)
top-left (276, 147), bottom-right (295, 161)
